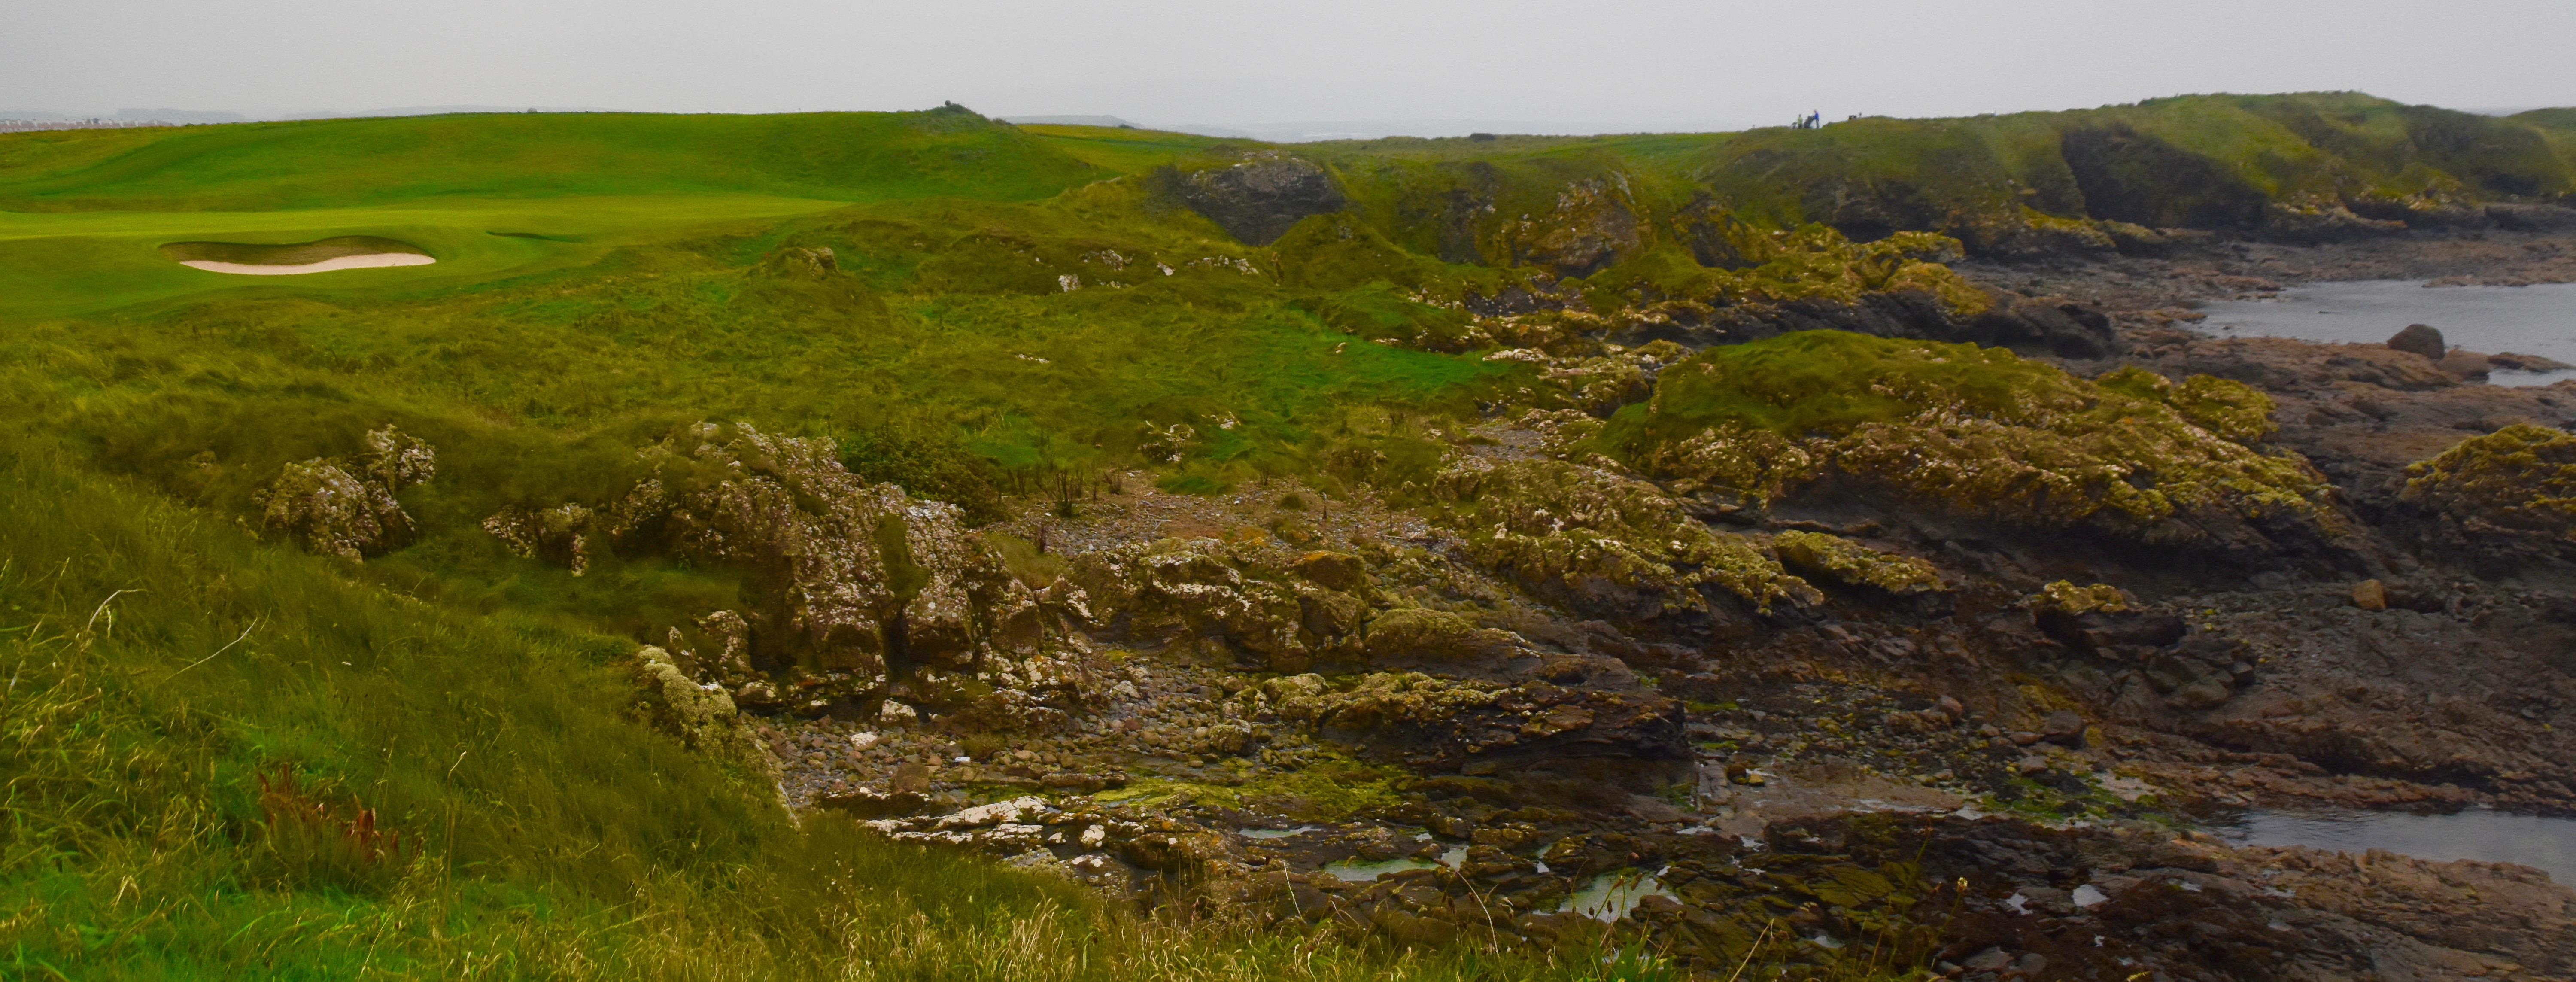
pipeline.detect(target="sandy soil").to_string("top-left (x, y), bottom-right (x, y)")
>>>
top-left (180, 253), bottom-right (436, 275)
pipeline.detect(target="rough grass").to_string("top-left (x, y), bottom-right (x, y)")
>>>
top-left (0, 446), bottom-right (1732, 981)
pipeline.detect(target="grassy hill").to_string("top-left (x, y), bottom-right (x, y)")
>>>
top-left (2, 93), bottom-right (2570, 978)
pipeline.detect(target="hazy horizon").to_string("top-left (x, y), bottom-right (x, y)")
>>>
top-left (9, 0), bottom-right (2574, 139)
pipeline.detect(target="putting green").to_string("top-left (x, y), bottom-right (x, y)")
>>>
top-left (0, 194), bottom-right (855, 317)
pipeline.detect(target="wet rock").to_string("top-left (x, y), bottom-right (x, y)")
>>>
top-left (2388, 323), bottom-right (2447, 360)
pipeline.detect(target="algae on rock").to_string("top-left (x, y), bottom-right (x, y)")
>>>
top-left (1772, 531), bottom-right (1944, 596)
top-left (2401, 423), bottom-right (2576, 539)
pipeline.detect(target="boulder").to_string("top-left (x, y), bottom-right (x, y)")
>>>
top-left (2438, 349), bottom-right (2492, 380)
top-left (2388, 324), bottom-right (2446, 361)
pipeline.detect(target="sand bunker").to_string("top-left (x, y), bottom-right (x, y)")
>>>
top-left (162, 235), bottom-right (435, 276)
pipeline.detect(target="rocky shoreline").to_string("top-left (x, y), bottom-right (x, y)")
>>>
top-left (576, 222), bottom-right (2576, 980)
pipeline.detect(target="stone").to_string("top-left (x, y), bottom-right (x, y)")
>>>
top-left (2042, 710), bottom-right (2087, 746)
top-left (1291, 551), bottom-right (1367, 591)
top-left (2016, 756), bottom-right (2050, 776)
top-left (2438, 348), bottom-right (2492, 379)
top-left (816, 787), bottom-right (927, 819)
top-left (889, 762), bottom-right (932, 794)
top-left (2353, 579), bottom-right (2388, 611)
top-left (881, 700), bottom-right (920, 725)
top-left (2388, 323), bottom-right (2447, 360)
top-left (253, 425), bottom-right (437, 561)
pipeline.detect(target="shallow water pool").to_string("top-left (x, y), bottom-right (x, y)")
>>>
top-left (2211, 808), bottom-right (2576, 883)
top-left (2195, 280), bottom-right (2576, 386)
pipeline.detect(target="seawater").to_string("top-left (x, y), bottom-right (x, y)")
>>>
top-left (2211, 808), bottom-right (2576, 884)
top-left (2195, 280), bottom-right (2576, 386)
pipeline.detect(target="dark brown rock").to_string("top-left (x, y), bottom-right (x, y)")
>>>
top-left (2388, 323), bottom-right (2447, 360)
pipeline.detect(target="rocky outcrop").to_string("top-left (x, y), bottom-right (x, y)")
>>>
top-left (252, 425), bottom-right (436, 560)
top-left (1629, 332), bottom-right (2344, 564)
top-left (1170, 153), bottom-right (1346, 246)
top-left (583, 422), bottom-right (1113, 726)
top-left (1422, 456), bottom-right (1820, 634)
top-left (1495, 176), bottom-right (1643, 279)
top-left (482, 503), bottom-right (594, 575)
top-left (632, 645), bottom-right (780, 782)
top-left (1259, 670), bottom-right (1687, 773)
top-left (2396, 423), bottom-right (2576, 569)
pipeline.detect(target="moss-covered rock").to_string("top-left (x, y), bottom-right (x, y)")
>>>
top-left (1604, 332), bottom-right (2336, 550)
top-left (1423, 456), bottom-right (1819, 621)
top-left (602, 422), bottom-right (1109, 725)
top-left (252, 425), bottom-right (435, 560)
top-left (633, 645), bottom-right (781, 783)
top-left (1772, 531), bottom-right (1943, 596)
top-left (2027, 580), bottom-right (2132, 617)
top-left (2401, 423), bottom-right (2576, 539)
top-left (1258, 670), bottom-right (1688, 770)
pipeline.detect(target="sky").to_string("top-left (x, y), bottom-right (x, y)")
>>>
top-left (10, 0), bottom-right (2575, 135)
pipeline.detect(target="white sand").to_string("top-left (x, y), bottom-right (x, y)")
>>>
top-left (180, 253), bottom-right (436, 275)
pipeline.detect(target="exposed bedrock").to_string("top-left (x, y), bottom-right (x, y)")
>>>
top-left (1167, 153), bottom-right (1348, 246)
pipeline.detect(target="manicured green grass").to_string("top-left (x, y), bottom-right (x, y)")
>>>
top-left (0, 195), bottom-right (851, 317)
top-left (0, 109), bottom-right (1104, 212)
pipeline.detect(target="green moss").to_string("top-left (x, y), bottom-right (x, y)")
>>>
top-left (2029, 580), bottom-right (2132, 616)
top-left (1425, 457), bottom-right (1818, 611)
top-left (1601, 331), bottom-right (2333, 542)
top-left (1772, 531), bottom-right (1943, 595)
top-left (1097, 750), bottom-right (1408, 820)
top-left (2401, 423), bottom-right (2576, 538)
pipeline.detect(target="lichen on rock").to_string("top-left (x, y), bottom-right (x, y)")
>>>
top-left (632, 645), bottom-right (780, 783)
top-left (252, 425), bottom-right (436, 560)
top-left (482, 502), bottom-right (595, 575)
top-left (1424, 456), bottom-right (1819, 618)
top-left (607, 421), bottom-right (1109, 726)
top-left (2027, 580), bottom-right (2132, 617)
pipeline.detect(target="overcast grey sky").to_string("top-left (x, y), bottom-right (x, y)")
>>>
top-left (9, 0), bottom-right (2573, 132)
